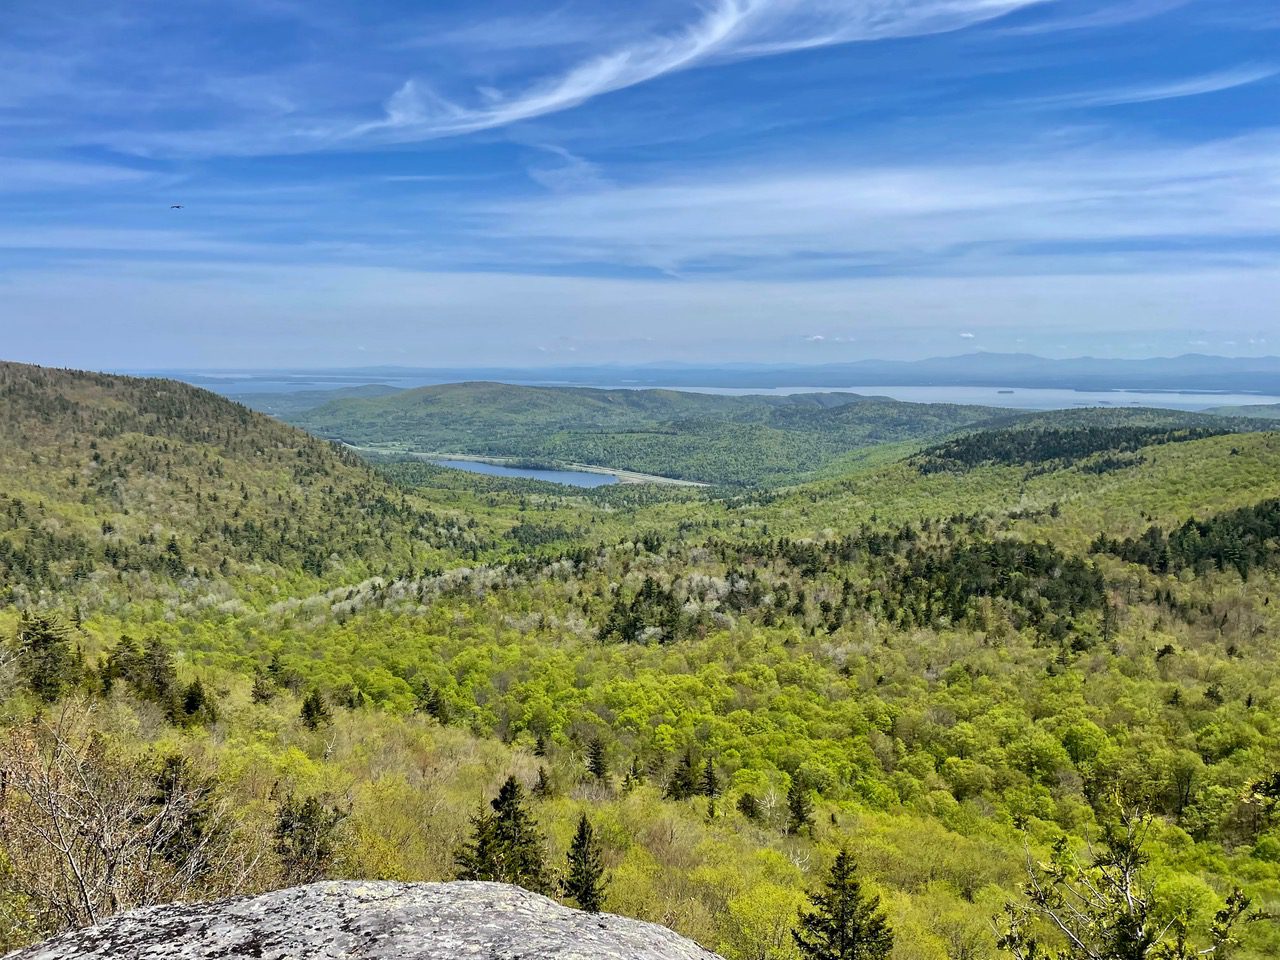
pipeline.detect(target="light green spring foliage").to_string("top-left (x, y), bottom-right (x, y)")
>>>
top-left (3, 362), bottom-right (1280, 959)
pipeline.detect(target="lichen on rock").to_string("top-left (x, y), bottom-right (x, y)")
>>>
top-left (4, 880), bottom-right (725, 960)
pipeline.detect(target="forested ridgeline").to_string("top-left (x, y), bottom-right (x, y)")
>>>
top-left (284, 382), bottom-right (1011, 485)
top-left (0, 362), bottom-right (493, 605)
top-left (912, 425), bottom-right (1240, 475)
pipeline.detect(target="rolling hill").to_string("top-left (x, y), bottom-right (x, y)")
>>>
top-left (281, 382), bottom-right (1014, 485)
top-left (0, 361), bottom-right (480, 606)
top-left (1206, 403), bottom-right (1280, 421)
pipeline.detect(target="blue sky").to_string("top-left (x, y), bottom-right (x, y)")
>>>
top-left (1, 0), bottom-right (1277, 368)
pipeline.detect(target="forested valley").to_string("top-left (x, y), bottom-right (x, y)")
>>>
top-left (3, 360), bottom-right (1280, 960)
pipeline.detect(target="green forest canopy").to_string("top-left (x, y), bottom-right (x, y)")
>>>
top-left (2, 360), bottom-right (1280, 960)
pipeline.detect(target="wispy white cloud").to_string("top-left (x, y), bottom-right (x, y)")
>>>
top-left (349, 0), bottom-right (1046, 144)
top-left (467, 130), bottom-right (1280, 274)
top-left (0, 158), bottom-right (156, 191)
top-left (525, 144), bottom-right (610, 193)
top-left (999, 0), bottom-right (1193, 35)
top-left (1030, 64), bottom-right (1278, 108)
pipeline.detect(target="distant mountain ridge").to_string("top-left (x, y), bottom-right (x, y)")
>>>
top-left (154, 352), bottom-right (1280, 395)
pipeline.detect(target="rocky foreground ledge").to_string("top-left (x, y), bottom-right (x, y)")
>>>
top-left (6, 881), bottom-right (725, 960)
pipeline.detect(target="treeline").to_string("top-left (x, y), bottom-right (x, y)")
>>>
top-left (913, 425), bottom-right (1233, 474)
top-left (702, 516), bottom-right (1107, 642)
top-left (10, 614), bottom-right (215, 724)
top-left (1093, 498), bottom-right (1280, 580)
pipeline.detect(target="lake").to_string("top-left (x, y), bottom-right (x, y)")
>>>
top-left (650, 385), bottom-right (1280, 411)
top-left (431, 458), bottom-right (618, 488)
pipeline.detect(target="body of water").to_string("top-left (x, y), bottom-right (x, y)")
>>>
top-left (431, 458), bottom-right (618, 487)
top-left (645, 385), bottom-right (1280, 411)
top-left (171, 370), bottom-right (1280, 412)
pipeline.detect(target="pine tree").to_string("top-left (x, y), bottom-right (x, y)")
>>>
top-left (533, 765), bottom-right (553, 798)
top-left (665, 749), bottom-right (699, 801)
top-left (274, 795), bottom-right (347, 885)
top-left (251, 668), bottom-right (276, 704)
top-left (424, 687), bottom-right (451, 724)
top-left (587, 737), bottom-right (609, 782)
top-left (14, 613), bottom-right (80, 703)
top-left (700, 757), bottom-right (721, 798)
top-left (787, 779), bottom-right (815, 836)
top-left (793, 850), bottom-right (893, 960)
top-left (181, 678), bottom-right (215, 724)
top-left (455, 776), bottom-right (549, 893)
top-left (300, 687), bottom-right (331, 730)
top-left (563, 812), bottom-right (607, 913)
top-left (737, 791), bottom-right (761, 821)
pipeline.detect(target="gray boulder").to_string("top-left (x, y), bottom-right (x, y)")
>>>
top-left (5, 881), bottom-right (724, 960)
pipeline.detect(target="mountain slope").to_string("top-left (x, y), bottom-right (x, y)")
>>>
top-left (0, 362), bottom-right (478, 606)
top-left (234, 383), bottom-right (404, 417)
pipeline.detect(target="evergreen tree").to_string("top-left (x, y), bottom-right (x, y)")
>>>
top-left (14, 613), bottom-right (79, 703)
top-left (665, 749), bottom-right (699, 801)
top-left (274, 795), bottom-right (347, 885)
top-left (787, 779), bottom-right (815, 836)
top-left (455, 776), bottom-right (549, 893)
top-left (737, 791), bottom-right (761, 821)
top-left (300, 687), bottom-right (330, 730)
top-left (533, 765), bottom-right (553, 799)
top-left (250, 668), bottom-right (275, 704)
top-left (181, 678), bottom-right (215, 724)
top-left (587, 737), bottom-right (609, 782)
top-left (700, 757), bottom-right (721, 798)
top-left (793, 850), bottom-right (893, 960)
top-left (563, 812), bottom-right (607, 913)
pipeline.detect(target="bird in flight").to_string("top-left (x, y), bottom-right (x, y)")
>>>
top-left (170, 204), bottom-right (183, 209)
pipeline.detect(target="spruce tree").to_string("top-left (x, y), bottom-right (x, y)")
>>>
top-left (787, 779), bottom-right (815, 836)
top-left (251, 668), bottom-right (276, 704)
top-left (793, 850), bottom-right (893, 960)
top-left (587, 737), bottom-right (609, 782)
top-left (737, 791), bottom-right (761, 821)
top-left (300, 687), bottom-right (331, 730)
top-left (14, 613), bottom-right (79, 703)
top-left (455, 775), bottom-right (549, 893)
top-left (700, 757), bottom-right (721, 798)
top-left (563, 812), bottom-right (607, 913)
top-left (274, 795), bottom-right (347, 885)
top-left (665, 749), bottom-right (699, 801)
